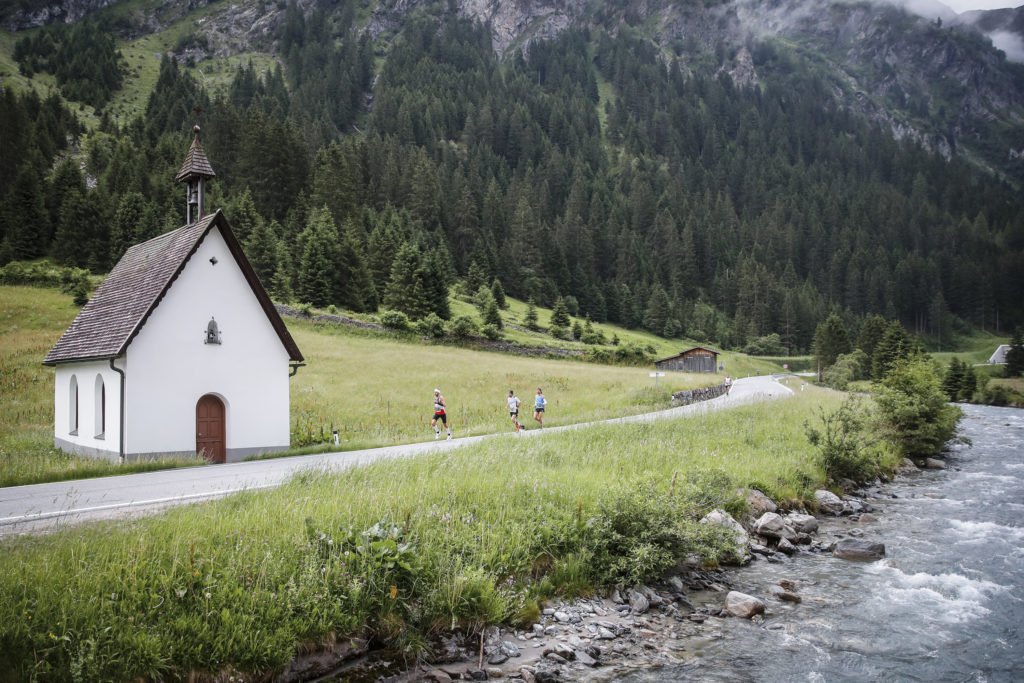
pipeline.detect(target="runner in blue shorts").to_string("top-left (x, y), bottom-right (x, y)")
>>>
top-left (533, 387), bottom-right (546, 428)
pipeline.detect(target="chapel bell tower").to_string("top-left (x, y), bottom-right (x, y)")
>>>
top-left (175, 125), bottom-right (217, 224)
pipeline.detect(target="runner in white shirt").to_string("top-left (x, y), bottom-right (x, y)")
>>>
top-left (507, 390), bottom-right (522, 433)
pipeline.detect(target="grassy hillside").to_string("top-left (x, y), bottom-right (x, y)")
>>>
top-left (0, 386), bottom-right (849, 682)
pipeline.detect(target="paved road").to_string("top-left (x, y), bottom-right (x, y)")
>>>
top-left (0, 375), bottom-right (794, 536)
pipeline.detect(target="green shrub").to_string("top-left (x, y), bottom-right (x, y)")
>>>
top-left (823, 349), bottom-right (869, 390)
top-left (481, 323), bottom-right (502, 340)
top-left (416, 313), bottom-right (446, 338)
top-left (743, 333), bottom-right (787, 356)
top-left (874, 357), bottom-right (962, 459)
top-left (446, 315), bottom-right (479, 339)
top-left (804, 396), bottom-right (887, 483)
top-left (549, 324), bottom-right (570, 340)
top-left (588, 476), bottom-right (733, 585)
top-left (380, 310), bottom-right (411, 331)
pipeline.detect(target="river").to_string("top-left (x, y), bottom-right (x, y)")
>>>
top-left (611, 404), bottom-right (1024, 682)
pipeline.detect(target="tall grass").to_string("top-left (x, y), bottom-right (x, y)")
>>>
top-left (0, 392), bottom-right (841, 681)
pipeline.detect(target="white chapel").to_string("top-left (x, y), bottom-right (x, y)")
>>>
top-left (44, 128), bottom-right (304, 463)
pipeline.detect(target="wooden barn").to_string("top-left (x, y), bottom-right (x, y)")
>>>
top-left (654, 347), bottom-right (720, 373)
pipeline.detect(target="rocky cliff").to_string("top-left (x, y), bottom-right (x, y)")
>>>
top-left (2, 0), bottom-right (118, 31)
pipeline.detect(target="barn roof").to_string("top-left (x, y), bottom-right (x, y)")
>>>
top-left (44, 210), bottom-right (302, 365)
top-left (654, 346), bottom-right (721, 364)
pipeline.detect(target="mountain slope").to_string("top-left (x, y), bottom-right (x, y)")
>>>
top-left (1, 0), bottom-right (1022, 353)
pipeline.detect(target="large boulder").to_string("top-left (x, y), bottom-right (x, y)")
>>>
top-left (924, 458), bottom-right (946, 469)
top-left (745, 489), bottom-right (777, 515)
top-left (814, 490), bottom-right (846, 515)
top-left (628, 589), bottom-right (650, 615)
top-left (724, 591), bottom-right (766, 618)
top-left (700, 508), bottom-right (750, 563)
top-left (754, 512), bottom-right (796, 540)
top-left (833, 538), bottom-right (886, 561)
top-left (787, 513), bottom-right (819, 534)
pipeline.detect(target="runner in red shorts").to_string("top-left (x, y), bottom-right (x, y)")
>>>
top-left (432, 388), bottom-right (452, 440)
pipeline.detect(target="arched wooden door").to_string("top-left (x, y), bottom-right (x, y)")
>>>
top-left (196, 395), bottom-right (226, 463)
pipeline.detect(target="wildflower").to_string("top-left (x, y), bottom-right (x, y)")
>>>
top-left (204, 592), bottom-right (211, 600)
top-left (389, 585), bottom-right (398, 600)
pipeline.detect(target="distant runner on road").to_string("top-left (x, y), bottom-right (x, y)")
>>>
top-left (432, 388), bottom-right (452, 440)
top-left (533, 387), bottom-right (547, 428)
top-left (507, 390), bottom-right (522, 433)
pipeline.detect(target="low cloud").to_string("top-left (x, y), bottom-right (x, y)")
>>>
top-left (989, 30), bottom-right (1024, 62)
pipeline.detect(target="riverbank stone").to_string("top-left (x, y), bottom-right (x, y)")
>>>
top-left (724, 591), bottom-right (766, 618)
top-left (787, 513), bottom-right (819, 534)
top-left (700, 509), bottom-right (750, 563)
top-left (814, 490), bottom-right (846, 515)
top-left (629, 589), bottom-right (650, 615)
top-left (754, 512), bottom-right (797, 541)
top-left (924, 458), bottom-right (946, 469)
top-left (745, 488), bottom-right (778, 515)
top-left (833, 538), bottom-right (886, 561)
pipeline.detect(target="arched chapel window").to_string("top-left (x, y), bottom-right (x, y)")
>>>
top-left (94, 375), bottom-right (105, 439)
top-left (69, 375), bottom-right (78, 435)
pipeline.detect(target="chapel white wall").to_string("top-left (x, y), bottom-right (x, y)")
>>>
top-left (53, 361), bottom-right (122, 461)
top-left (123, 226), bottom-right (291, 458)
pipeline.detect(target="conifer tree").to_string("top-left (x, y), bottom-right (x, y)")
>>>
top-left (491, 277), bottom-right (508, 309)
top-left (483, 298), bottom-right (503, 329)
top-left (1005, 328), bottom-right (1024, 378)
top-left (857, 314), bottom-right (888, 360)
top-left (942, 358), bottom-right (966, 402)
top-left (383, 242), bottom-right (431, 319)
top-left (813, 312), bottom-right (852, 373)
top-left (245, 218), bottom-right (281, 287)
top-left (872, 321), bottom-right (911, 380)
top-left (525, 297), bottom-right (540, 331)
top-left (270, 241), bottom-right (294, 303)
top-left (643, 285), bottom-right (671, 335)
top-left (110, 191), bottom-right (147, 263)
top-left (296, 207), bottom-right (339, 307)
top-left (550, 296), bottom-right (571, 328)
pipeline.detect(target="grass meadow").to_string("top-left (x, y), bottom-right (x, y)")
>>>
top-left (0, 387), bottom-right (843, 682)
top-left (0, 285), bottom-right (719, 486)
top-left (287, 315), bottom-right (716, 448)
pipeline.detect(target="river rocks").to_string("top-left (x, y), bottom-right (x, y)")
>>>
top-left (787, 513), bottom-right (819, 534)
top-left (724, 591), bottom-right (766, 618)
top-left (700, 509), bottom-right (750, 563)
top-left (814, 489), bottom-right (846, 515)
top-left (754, 512), bottom-right (798, 541)
top-left (776, 538), bottom-right (797, 555)
top-left (628, 589), bottom-right (650, 615)
top-left (924, 458), bottom-right (947, 469)
top-left (899, 458), bottom-right (919, 473)
top-left (768, 585), bottom-right (802, 603)
top-left (745, 488), bottom-right (778, 515)
top-left (833, 538), bottom-right (886, 561)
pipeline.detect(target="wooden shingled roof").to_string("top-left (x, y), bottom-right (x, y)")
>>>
top-left (44, 210), bottom-right (303, 365)
top-left (174, 133), bottom-right (216, 182)
top-left (654, 346), bottom-right (720, 364)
